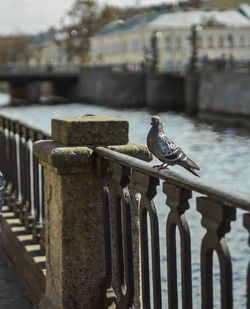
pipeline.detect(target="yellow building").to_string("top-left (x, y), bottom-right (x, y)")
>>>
top-left (90, 8), bottom-right (250, 71)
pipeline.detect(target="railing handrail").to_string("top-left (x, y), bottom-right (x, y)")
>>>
top-left (0, 113), bottom-right (51, 139)
top-left (96, 146), bottom-right (250, 211)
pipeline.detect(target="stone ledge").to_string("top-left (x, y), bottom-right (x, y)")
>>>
top-left (0, 206), bottom-right (45, 302)
top-left (33, 140), bottom-right (93, 168)
top-left (34, 140), bottom-right (152, 170)
top-left (108, 143), bottom-right (152, 162)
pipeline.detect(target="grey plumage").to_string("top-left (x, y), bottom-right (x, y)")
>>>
top-left (146, 116), bottom-right (200, 176)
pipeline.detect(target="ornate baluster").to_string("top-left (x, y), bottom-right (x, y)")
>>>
top-left (39, 164), bottom-right (45, 253)
top-left (3, 119), bottom-right (10, 204)
top-left (16, 123), bottom-right (26, 219)
top-left (30, 131), bottom-right (41, 242)
top-left (14, 122), bottom-right (23, 217)
top-left (2, 117), bottom-right (9, 192)
top-left (109, 161), bottom-right (135, 308)
top-left (197, 197), bottom-right (236, 309)
top-left (23, 128), bottom-right (35, 233)
top-left (98, 157), bottom-right (117, 308)
top-left (5, 118), bottom-right (17, 210)
top-left (133, 171), bottom-right (162, 309)
top-left (13, 121), bottom-right (21, 216)
top-left (243, 213), bottom-right (250, 309)
top-left (9, 119), bottom-right (19, 211)
top-left (163, 182), bottom-right (193, 309)
top-left (0, 116), bottom-right (7, 190)
top-left (19, 126), bottom-right (32, 233)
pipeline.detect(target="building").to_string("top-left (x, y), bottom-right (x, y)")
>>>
top-left (190, 0), bottom-right (248, 9)
top-left (28, 32), bottom-right (65, 67)
top-left (90, 8), bottom-right (250, 71)
top-left (0, 35), bottom-right (32, 67)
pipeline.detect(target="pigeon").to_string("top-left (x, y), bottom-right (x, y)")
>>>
top-left (146, 116), bottom-right (200, 176)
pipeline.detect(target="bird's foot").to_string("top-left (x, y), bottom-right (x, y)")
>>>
top-left (153, 163), bottom-right (169, 169)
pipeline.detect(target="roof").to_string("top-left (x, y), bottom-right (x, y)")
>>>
top-left (239, 3), bottom-right (250, 19)
top-left (93, 8), bottom-right (250, 37)
top-left (94, 13), bottom-right (160, 36)
top-left (199, 0), bottom-right (247, 9)
top-left (149, 9), bottom-right (250, 29)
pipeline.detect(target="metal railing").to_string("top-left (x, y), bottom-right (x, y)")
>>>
top-left (95, 146), bottom-right (250, 309)
top-left (1, 114), bottom-right (250, 308)
top-left (0, 114), bottom-right (50, 252)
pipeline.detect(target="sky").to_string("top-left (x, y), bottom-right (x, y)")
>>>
top-left (0, 0), bottom-right (177, 36)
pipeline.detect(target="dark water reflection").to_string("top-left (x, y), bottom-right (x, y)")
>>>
top-left (1, 98), bottom-right (250, 308)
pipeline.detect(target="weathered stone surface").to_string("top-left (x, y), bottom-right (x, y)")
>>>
top-left (33, 141), bottom-right (152, 170)
top-left (52, 115), bottom-right (129, 146)
top-left (40, 158), bottom-right (106, 309)
top-left (0, 207), bottom-right (45, 306)
top-left (108, 143), bottom-right (152, 162)
top-left (198, 72), bottom-right (250, 117)
top-left (33, 140), bottom-right (93, 169)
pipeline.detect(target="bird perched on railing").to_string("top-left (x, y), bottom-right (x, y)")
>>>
top-left (147, 116), bottom-right (200, 176)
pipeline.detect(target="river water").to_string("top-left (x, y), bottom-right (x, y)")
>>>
top-left (1, 92), bottom-right (250, 308)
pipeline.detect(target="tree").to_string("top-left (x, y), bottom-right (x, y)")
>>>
top-left (65, 0), bottom-right (99, 62)
top-left (0, 36), bottom-right (32, 65)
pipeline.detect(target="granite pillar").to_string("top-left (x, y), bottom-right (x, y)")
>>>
top-left (33, 115), bottom-right (151, 309)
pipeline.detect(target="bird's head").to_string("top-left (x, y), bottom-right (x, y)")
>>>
top-left (151, 116), bottom-right (163, 128)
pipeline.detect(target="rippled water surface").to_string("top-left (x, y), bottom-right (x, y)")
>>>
top-left (1, 93), bottom-right (250, 308)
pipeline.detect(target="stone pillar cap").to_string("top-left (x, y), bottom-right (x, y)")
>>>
top-left (52, 114), bottom-right (129, 146)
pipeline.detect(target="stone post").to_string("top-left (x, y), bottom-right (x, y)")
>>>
top-left (184, 71), bottom-right (200, 114)
top-left (33, 115), bottom-right (151, 309)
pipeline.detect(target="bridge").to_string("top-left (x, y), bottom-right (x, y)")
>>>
top-left (0, 67), bottom-right (79, 103)
top-left (0, 113), bottom-right (250, 308)
top-left (0, 66), bottom-right (185, 108)
top-left (0, 71), bottom-right (79, 83)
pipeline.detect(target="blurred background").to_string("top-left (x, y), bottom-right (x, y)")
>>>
top-left (0, 0), bottom-right (249, 71)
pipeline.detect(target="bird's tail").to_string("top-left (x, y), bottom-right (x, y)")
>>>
top-left (185, 157), bottom-right (200, 170)
top-left (189, 168), bottom-right (200, 177)
top-left (179, 159), bottom-right (200, 177)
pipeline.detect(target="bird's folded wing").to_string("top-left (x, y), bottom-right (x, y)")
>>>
top-left (159, 137), bottom-right (184, 161)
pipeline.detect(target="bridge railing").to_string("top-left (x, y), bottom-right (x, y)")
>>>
top-left (0, 113), bottom-right (50, 252)
top-left (1, 114), bottom-right (250, 308)
top-left (0, 64), bottom-right (81, 73)
top-left (95, 146), bottom-right (250, 309)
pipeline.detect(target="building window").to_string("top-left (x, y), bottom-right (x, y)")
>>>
top-left (219, 36), bottom-right (224, 48)
top-left (140, 37), bottom-right (146, 50)
top-left (125, 40), bottom-right (128, 52)
top-left (132, 38), bottom-right (139, 51)
top-left (208, 35), bottom-right (213, 48)
top-left (112, 42), bottom-right (119, 54)
top-left (239, 35), bottom-right (245, 47)
top-left (176, 36), bottom-right (182, 49)
top-left (120, 40), bottom-right (128, 53)
top-left (197, 35), bottom-right (202, 48)
top-left (227, 34), bottom-right (234, 48)
top-left (165, 36), bottom-right (172, 50)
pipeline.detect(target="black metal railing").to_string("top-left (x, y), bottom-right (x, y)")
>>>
top-left (0, 114), bottom-right (50, 252)
top-left (95, 146), bottom-right (250, 309)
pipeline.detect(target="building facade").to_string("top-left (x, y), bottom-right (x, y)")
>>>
top-left (90, 8), bottom-right (250, 71)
